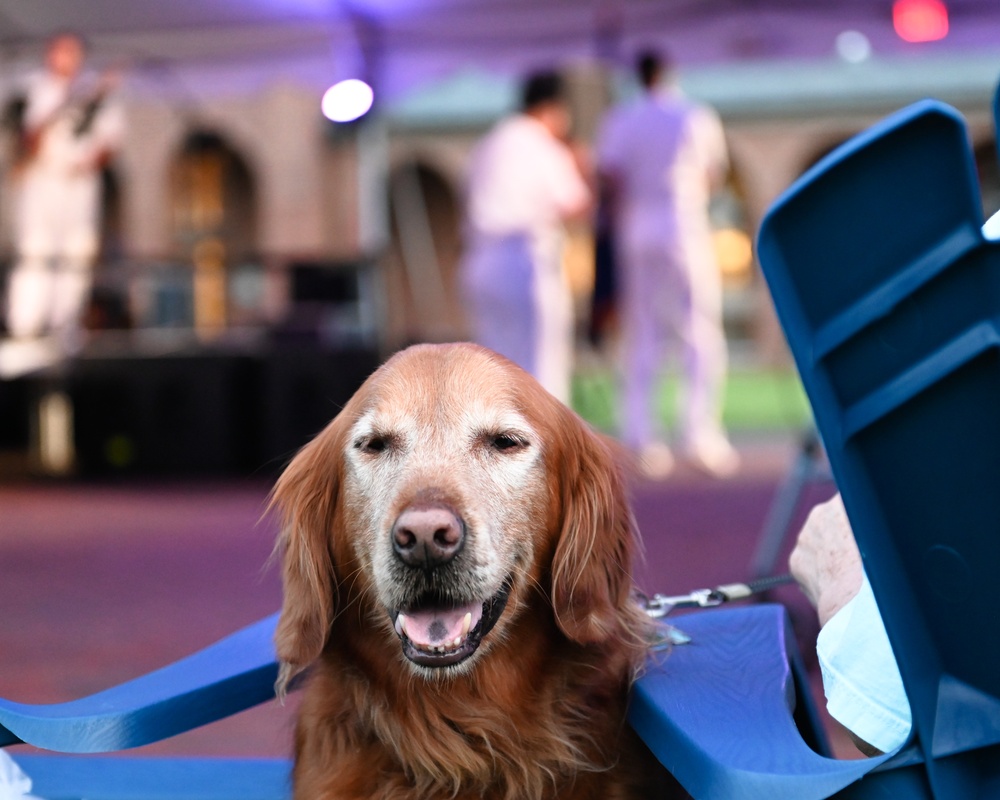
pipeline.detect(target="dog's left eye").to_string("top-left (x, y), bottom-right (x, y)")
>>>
top-left (487, 433), bottom-right (528, 452)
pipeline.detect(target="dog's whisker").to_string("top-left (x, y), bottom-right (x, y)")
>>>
top-left (328, 561), bottom-right (374, 625)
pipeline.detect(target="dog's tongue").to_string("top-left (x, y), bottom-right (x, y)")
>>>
top-left (398, 602), bottom-right (483, 648)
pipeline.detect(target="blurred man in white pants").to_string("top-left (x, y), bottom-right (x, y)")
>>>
top-left (460, 71), bottom-right (591, 404)
top-left (6, 32), bottom-right (124, 350)
top-left (597, 50), bottom-right (737, 477)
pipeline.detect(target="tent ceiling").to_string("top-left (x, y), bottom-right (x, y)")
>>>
top-left (2, 1), bottom-right (999, 99)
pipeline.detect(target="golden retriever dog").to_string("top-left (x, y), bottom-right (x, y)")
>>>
top-left (270, 342), bottom-right (665, 799)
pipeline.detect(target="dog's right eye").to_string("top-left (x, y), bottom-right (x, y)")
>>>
top-left (355, 434), bottom-right (392, 455)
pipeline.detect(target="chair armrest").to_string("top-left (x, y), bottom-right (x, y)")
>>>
top-left (630, 605), bottom-right (892, 800)
top-left (0, 613), bottom-right (280, 753)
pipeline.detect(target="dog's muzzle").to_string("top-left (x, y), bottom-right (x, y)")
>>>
top-left (388, 501), bottom-right (511, 668)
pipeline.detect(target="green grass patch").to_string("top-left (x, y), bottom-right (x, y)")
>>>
top-left (571, 367), bottom-right (813, 434)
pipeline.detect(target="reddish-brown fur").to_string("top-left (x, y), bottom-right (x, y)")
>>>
top-left (270, 343), bottom-right (663, 799)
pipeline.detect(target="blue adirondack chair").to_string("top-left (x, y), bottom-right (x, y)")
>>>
top-left (635, 95), bottom-right (1000, 798)
top-left (7, 93), bottom-right (1000, 800)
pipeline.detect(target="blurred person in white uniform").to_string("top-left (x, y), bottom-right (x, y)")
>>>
top-left (597, 50), bottom-right (737, 478)
top-left (5, 32), bottom-right (124, 349)
top-left (460, 71), bottom-right (591, 404)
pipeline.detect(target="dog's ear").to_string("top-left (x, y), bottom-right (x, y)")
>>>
top-left (269, 418), bottom-right (345, 693)
top-left (550, 412), bottom-right (639, 646)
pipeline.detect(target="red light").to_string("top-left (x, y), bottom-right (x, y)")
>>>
top-left (893, 0), bottom-right (949, 43)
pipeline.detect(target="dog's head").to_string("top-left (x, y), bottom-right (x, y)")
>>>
top-left (271, 343), bottom-right (642, 684)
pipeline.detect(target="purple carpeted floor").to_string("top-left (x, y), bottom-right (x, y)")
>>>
top-left (0, 436), bottom-right (862, 764)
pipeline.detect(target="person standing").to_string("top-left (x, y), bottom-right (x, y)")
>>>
top-left (460, 71), bottom-right (591, 404)
top-left (597, 50), bottom-right (737, 478)
top-left (5, 32), bottom-right (124, 349)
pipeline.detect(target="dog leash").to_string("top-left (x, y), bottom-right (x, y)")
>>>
top-left (637, 572), bottom-right (796, 619)
top-left (636, 573), bottom-right (797, 648)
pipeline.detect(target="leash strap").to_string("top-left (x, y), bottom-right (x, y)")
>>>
top-left (637, 573), bottom-right (796, 620)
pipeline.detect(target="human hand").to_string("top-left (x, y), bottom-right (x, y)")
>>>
top-left (788, 493), bottom-right (863, 626)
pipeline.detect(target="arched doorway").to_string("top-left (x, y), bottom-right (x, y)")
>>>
top-left (385, 159), bottom-right (462, 345)
top-left (710, 167), bottom-right (756, 358)
top-left (82, 165), bottom-right (131, 331)
top-left (169, 130), bottom-right (258, 333)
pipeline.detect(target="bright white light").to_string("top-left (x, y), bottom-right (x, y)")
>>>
top-left (835, 30), bottom-right (872, 63)
top-left (322, 79), bottom-right (374, 123)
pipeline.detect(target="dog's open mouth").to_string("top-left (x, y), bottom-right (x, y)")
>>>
top-left (391, 580), bottom-right (511, 668)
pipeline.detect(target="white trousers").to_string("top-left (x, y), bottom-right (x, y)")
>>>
top-left (7, 169), bottom-right (100, 339)
top-left (617, 219), bottom-right (728, 450)
top-left (461, 232), bottom-right (573, 404)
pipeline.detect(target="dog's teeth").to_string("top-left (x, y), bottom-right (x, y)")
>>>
top-left (461, 612), bottom-right (472, 638)
top-left (395, 614), bottom-right (407, 638)
top-left (453, 636), bottom-right (463, 648)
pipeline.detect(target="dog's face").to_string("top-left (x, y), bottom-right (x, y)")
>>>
top-left (272, 343), bottom-right (638, 681)
top-left (343, 346), bottom-right (549, 671)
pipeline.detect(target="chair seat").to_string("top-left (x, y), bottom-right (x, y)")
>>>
top-left (13, 755), bottom-right (291, 800)
top-left (630, 604), bottom-right (892, 800)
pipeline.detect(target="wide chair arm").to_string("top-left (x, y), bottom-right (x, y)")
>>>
top-left (630, 605), bottom-right (897, 800)
top-left (0, 613), bottom-right (280, 753)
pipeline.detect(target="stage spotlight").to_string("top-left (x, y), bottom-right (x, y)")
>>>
top-left (322, 79), bottom-right (375, 123)
top-left (835, 30), bottom-right (872, 63)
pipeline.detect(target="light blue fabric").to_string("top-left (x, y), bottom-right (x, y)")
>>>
top-left (817, 572), bottom-right (912, 753)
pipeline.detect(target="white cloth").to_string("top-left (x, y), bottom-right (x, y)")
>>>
top-left (0, 751), bottom-right (41, 800)
top-left (817, 572), bottom-right (912, 754)
top-left (596, 88), bottom-right (730, 451)
top-left (460, 113), bottom-right (590, 403)
top-left (7, 69), bottom-right (125, 339)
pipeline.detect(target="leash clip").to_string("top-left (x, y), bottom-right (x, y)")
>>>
top-left (637, 575), bottom-right (795, 620)
top-left (685, 588), bottom-right (726, 608)
top-left (637, 588), bottom-right (724, 619)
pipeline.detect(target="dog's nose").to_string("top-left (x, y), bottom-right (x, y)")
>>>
top-left (392, 504), bottom-right (465, 569)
